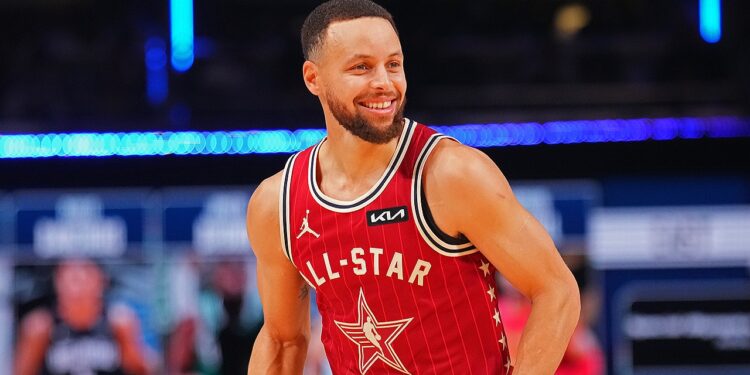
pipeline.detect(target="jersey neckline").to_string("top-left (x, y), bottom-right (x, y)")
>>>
top-left (308, 118), bottom-right (415, 213)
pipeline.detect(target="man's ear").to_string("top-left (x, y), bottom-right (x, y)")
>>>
top-left (302, 60), bottom-right (321, 96)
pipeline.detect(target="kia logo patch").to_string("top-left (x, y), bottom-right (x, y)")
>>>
top-left (367, 206), bottom-right (408, 226)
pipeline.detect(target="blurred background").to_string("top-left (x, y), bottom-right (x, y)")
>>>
top-left (1, 0), bottom-right (748, 374)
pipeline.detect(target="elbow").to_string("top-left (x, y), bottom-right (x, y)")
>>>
top-left (261, 324), bottom-right (311, 349)
top-left (564, 276), bottom-right (582, 325)
top-left (282, 333), bottom-right (311, 350)
top-left (555, 273), bottom-right (582, 331)
top-left (534, 273), bottom-right (582, 328)
top-left (248, 325), bottom-right (310, 374)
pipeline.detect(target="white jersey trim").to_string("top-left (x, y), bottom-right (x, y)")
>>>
top-left (279, 152), bottom-right (298, 265)
top-left (307, 118), bottom-right (415, 213)
top-left (279, 152), bottom-right (318, 290)
top-left (411, 134), bottom-right (478, 257)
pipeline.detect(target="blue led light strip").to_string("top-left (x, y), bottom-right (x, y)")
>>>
top-left (170, 0), bottom-right (194, 72)
top-left (699, 0), bottom-right (721, 43)
top-left (0, 117), bottom-right (747, 159)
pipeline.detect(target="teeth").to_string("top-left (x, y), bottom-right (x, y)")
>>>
top-left (365, 101), bottom-right (391, 109)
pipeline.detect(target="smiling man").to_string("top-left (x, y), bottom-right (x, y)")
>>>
top-left (246, 1), bottom-right (580, 374)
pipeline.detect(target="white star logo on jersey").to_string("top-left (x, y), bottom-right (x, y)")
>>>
top-left (487, 286), bottom-right (496, 301)
top-left (334, 288), bottom-right (413, 374)
top-left (478, 260), bottom-right (491, 277)
top-left (493, 308), bottom-right (502, 326)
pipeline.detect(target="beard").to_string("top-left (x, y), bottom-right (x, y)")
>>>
top-left (326, 91), bottom-right (406, 144)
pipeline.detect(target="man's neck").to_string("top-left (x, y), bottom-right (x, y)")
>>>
top-left (58, 300), bottom-right (102, 330)
top-left (318, 120), bottom-right (400, 199)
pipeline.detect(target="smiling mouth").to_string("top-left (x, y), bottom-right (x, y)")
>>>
top-left (362, 100), bottom-right (392, 109)
top-left (358, 99), bottom-right (396, 113)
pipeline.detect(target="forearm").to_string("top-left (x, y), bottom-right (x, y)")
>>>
top-left (513, 285), bottom-right (580, 375)
top-left (247, 325), bottom-right (309, 375)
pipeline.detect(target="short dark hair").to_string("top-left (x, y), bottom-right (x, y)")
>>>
top-left (301, 0), bottom-right (398, 60)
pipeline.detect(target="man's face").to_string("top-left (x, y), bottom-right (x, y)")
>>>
top-left (313, 17), bottom-right (407, 144)
top-left (55, 259), bottom-right (105, 302)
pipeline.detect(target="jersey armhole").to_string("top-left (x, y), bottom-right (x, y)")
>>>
top-left (279, 152), bottom-right (299, 266)
top-left (411, 135), bottom-right (477, 257)
top-left (279, 152), bottom-right (320, 290)
top-left (419, 186), bottom-right (470, 245)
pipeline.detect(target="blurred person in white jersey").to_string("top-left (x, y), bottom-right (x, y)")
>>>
top-left (14, 259), bottom-right (154, 375)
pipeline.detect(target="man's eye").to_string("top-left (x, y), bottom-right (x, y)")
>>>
top-left (353, 64), bottom-right (368, 71)
top-left (388, 61), bottom-right (402, 69)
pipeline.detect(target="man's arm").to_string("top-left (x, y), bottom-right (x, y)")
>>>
top-left (110, 304), bottom-right (152, 375)
top-left (165, 317), bottom-right (196, 374)
top-left (246, 172), bottom-right (311, 375)
top-left (424, 141), bottom-right (580, 375)
top-left (13, 309), bottom-right (53, 375)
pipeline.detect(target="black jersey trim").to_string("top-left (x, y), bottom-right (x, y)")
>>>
top-left (308, 118), bottom-right (415, 213)
top-left (411, 134), bottom-right (477, 257)
top-left (279, 152), bottom-right (298, 264)
top-left (419, 187), bottom-right (470, 245)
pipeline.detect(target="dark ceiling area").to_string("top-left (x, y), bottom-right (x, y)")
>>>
top-left (0, 0), bottom-right (747, 132)
top-left (0, 0), bottom-right (748, 188)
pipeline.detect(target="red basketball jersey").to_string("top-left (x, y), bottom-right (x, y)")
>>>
top-left (280, 119), bottom-right (512, 374)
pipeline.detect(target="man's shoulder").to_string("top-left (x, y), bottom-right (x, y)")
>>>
top-left (424, 139), bottom-right (499, 182)
top-left (247, 170), bottom-right (284, 221)
top-left (258, 170), bottom-right (285, 197)
top-left (423, 138), bottom-right (513, 209)
top-left (19, 308), bottom-right (54, 337)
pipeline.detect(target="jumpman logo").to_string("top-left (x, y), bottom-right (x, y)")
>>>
top-left (297, 209), bottom-right (320, 239)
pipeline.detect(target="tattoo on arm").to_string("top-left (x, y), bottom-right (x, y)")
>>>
top-left (299, 285), bottom-right (309, 300)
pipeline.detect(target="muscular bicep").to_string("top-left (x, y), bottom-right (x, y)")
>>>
top-left (247, 176), bottom-right (311, 342)
top-left (467, 188), bottom-right (565, 297)
top-left (254, 254), bottom-right (311, 341)
top-left (426, 143), bottom-right (572, 298)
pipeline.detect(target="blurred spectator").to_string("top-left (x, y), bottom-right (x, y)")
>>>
top-left (13, 258), bottom-right (154, 375)
top-left (166, 258), bottom-right (262, 375)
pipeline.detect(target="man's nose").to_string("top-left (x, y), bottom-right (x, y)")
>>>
top-left (369, 65), bottom-right (394, 91)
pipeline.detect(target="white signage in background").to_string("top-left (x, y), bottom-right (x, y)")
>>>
top-left (192, 192), bottom-right (251, 255)
top-left (625, 311), bottom-right (750, 350)
top-left (589, 206), bottom-right (750, 268)
top-left (613, 281), bottom-right (750, 372)
top-left (514, 186), bottom-right (562, 242)
top-left (33, 195), bottom-right (127, 258)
